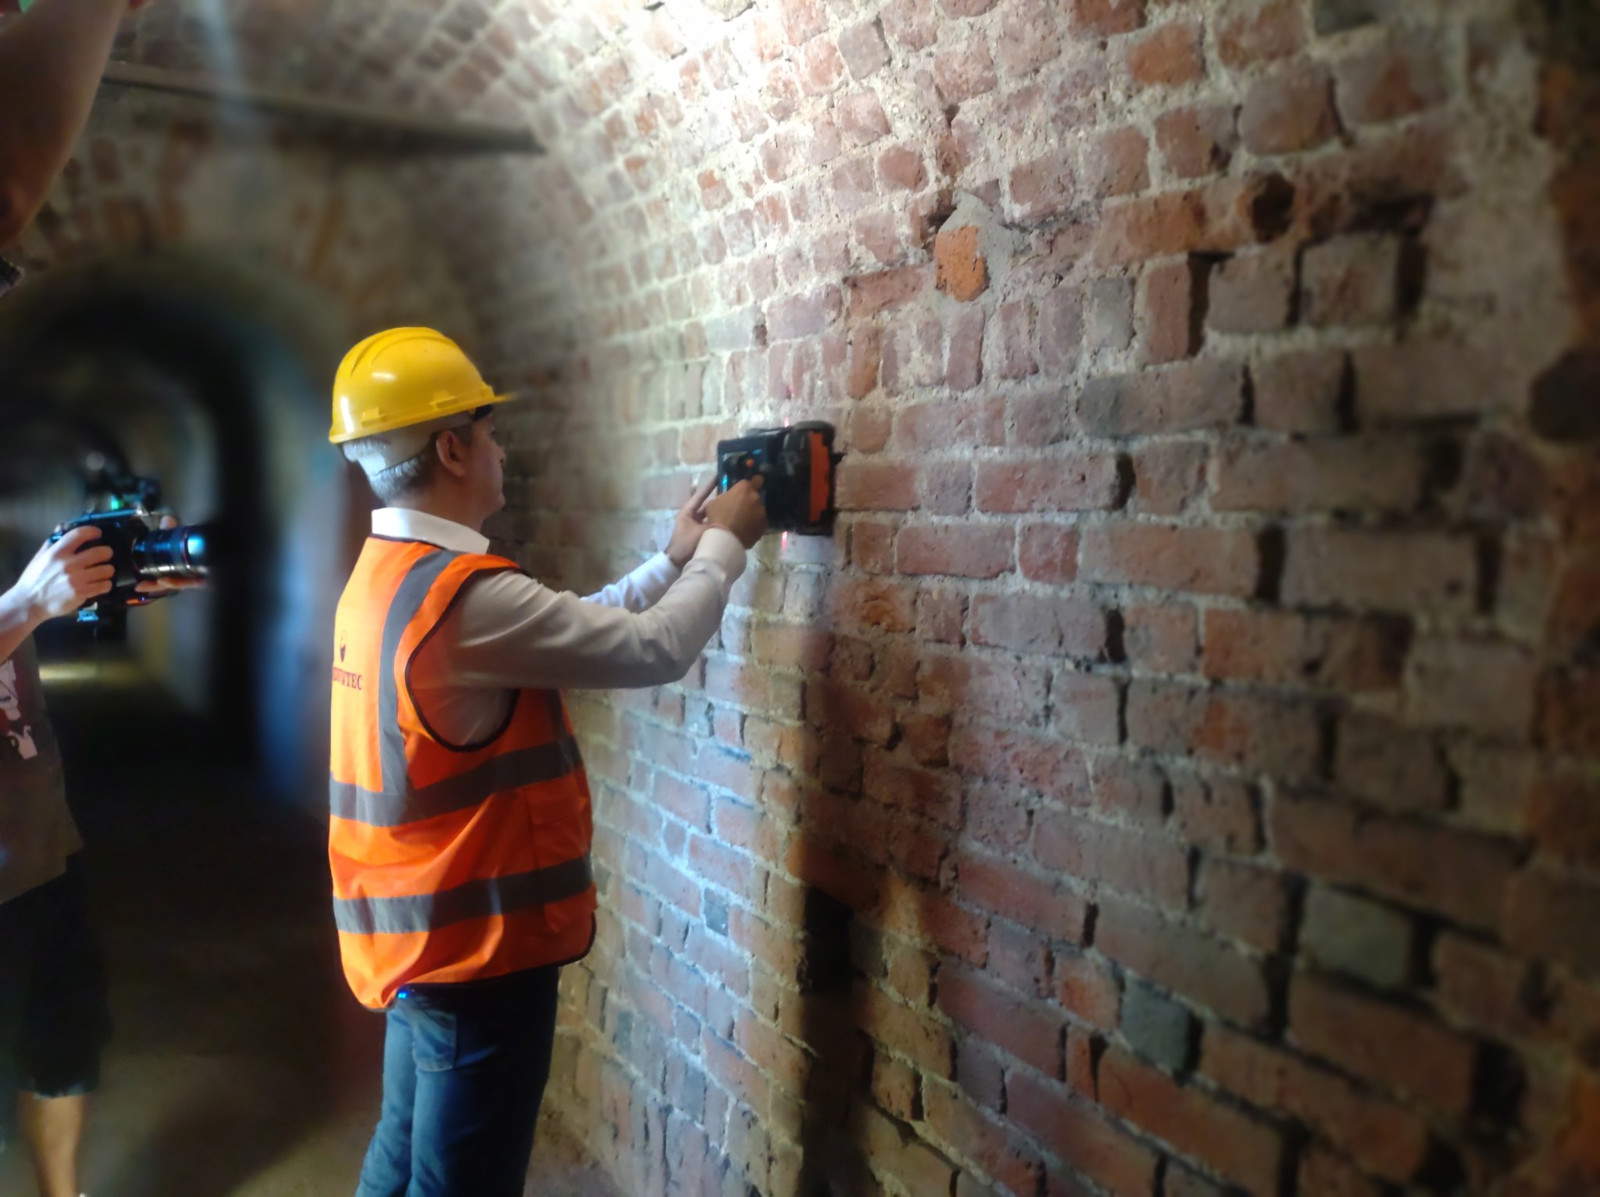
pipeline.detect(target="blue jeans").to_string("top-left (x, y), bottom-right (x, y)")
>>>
top-left (355, 965), bottom-right (561, 1197)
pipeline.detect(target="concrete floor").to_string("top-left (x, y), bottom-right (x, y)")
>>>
top-left (1, 661), bottom-right (618, 1197)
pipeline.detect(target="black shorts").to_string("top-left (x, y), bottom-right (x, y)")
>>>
top-left (0, 855), bottom-right (110, 1119)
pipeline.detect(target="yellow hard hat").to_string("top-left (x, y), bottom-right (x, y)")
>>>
top-left (329, 327), bottom-right (509, 445)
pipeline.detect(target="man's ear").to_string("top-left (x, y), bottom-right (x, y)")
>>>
top-left (434, 428), bottom-right (471, 479)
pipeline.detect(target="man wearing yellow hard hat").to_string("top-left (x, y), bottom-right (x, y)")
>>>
top-left (325, 328), bottom-right (766, 1197)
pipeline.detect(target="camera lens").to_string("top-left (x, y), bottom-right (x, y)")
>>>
top-left (133, 522), bottom-right (217, 580)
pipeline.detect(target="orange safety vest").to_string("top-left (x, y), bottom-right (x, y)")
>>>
top-left (328, 535), bottom-right (596, 1009)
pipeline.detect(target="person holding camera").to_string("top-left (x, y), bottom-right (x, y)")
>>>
top-left (0, 4), bottom-right (164, 1195)
top-left (327, 327), bottom-right (767, 1197)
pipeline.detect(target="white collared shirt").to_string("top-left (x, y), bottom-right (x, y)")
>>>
top-left (370, 508), bottom-right (747, 745)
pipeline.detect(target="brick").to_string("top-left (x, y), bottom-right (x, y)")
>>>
top-left (836, 461), bottom-right (919, 511)
top-left (1290, 973), bottom-right (1478, 1115)
top-left (1035, 810), bottom-right (1189, 909)
top-left (1016, 1073), bottom-right (1162, 1194)
top-left (1085, 277), bottom-right (1135, 353)
top-left (1169, 770), bottom-right (1261, 854)
top-left (1202, 609), bottom-right (1407, 692)
top-left (1129, 441), bottom-right (1206, 515)
top-left (934, 37), bottom-right (999, 104)
top-left (1122, 602), bottom-right (1199, 673)
top-left (1269, 792), bottom-right (1518, 929)
top-left (881, 0), bottom-right (939, 49)
top-left (1541, 666), bottom-right (1600, 755)
top-left (1335, 30), bottom-right (1448, 126)
top-left (1080, 523), bottom-right (1258, 597)
top-left (1155, 104), bottom-right (1239, 180)
top-left (767, 285), bottom-right (842, 340)
top-left (902, 401), bottom-right (998, 457)
top-left (951, 726), bottom-right (1089, 801)
top-left (1080, 759), bottom-right (1159, 828)
top-left (1195, 858), bottom-right (1289, 953)
top-left (1302, 234), bottom-right (1403, 326)
top-left (1099, 1046), bottom-right (1283, 1193)
top-left (1299, 1147), bottom-right (1384, 1197)
top-left (1529, 772), bottom-right (1600, 872)
top-left (897, 524), bottom-right (1013, 578)
top-left (919, 653), bottom-right (1050, 727)
top-left (1302, 886), bottom-right (1413, 989)
top-left (826, 576), bottom-right (917, 635)
top-left (935, 225), bottom-right (988, 302)
top-left (1127, 20), bottom-right (1203, 89)
top-left (1213, 434), bottom-right (1424, 512)
top-left (835, 89), bottom-right (891, 146)
top-left (838, 18), bottom-right (891, 79)
top-left (1054, 948), bottom-right (1121, 1029)
top-left (1133, 681), bottom-right (1322, 778)
top-left (1084, 126), bottom-right (1150, 201)
top-left (1240, 66), bottom-right (1339, 155)
top-left (947, 307), bottom-right (989, 392)
top-left (1140, 256), bottom-right (1204, 362)
top-left (970, 594), bottom-right (1108, 658)
top-left (924, 1081), bottom-right (1044, 1196)
top-left (1353, 341), bottom-right (1510, 423)
top-left (1200, 1024), bottom-right (1431, 1182)
top-left (956, 848), bottom-right (1089, 939)
top-left (1503, 869), bottom-right (1600, 976)
top-left (1051, 670), bottom-right (1122, 746)
top-left (846, 326), bottom-right (884, 397)
top-left (1009, 151), bottom-right (1076, 222)
top-left (1282, 528), bottom-right (1476, 614)
top-left (846, 264), bottom-right (929, 317)
top-left (1078, 359), bottom-right (1245, 436)
top-left (1121, 980), bottom-right (1194, 1071)
top-left (1037, 287), bottom-right (1086, 375)
top-left (1403, 637), bottom-right (1537, 740)
top-left (1432, 933), bottom-right (1535, 1041)
top-left (940, 965), bottom-right (1064, 1076)
top-left (916, 589), bottom-right (967, 645)
top-left (1207, 247), bottom-right (1294, 332)
top-left (1019, 523), bottom-right (1079, 584)
top-left (1096, 895), bottom-right (1272, 1027)
top-left (976, 455), bottom-right (1122, 513)
top-left (1217, 0), bottom-right (1305, 67)
top-left (1252, 349), bottom-right (1348, 433)
top-left (879, 144), bottom-right (927, 191)
top-left (1069, 0), bottom-right (1147, 38)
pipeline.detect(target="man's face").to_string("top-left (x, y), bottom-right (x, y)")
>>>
top-left (464, 415), bottom-right (506, 519)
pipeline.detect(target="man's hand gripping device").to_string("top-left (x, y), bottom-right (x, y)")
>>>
top-left (715, 422), bottom-right (841, 536)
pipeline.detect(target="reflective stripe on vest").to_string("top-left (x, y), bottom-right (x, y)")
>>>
top-left (329, 538), bottom-right (596, 1008)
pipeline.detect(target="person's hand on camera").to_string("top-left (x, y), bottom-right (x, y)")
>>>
top-left (665, 477), bottom-right (719, 569)
top-left (13, 526), bottom-right (114, 623)
top-left (702, 477), bottom-right (768, 550)
top-left (135, 514), bottom-right (205, 594)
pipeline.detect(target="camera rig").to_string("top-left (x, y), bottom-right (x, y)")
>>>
top-left (48, 475), bottom-right (215, 624)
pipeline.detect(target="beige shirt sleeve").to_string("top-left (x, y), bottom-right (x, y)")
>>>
top-left (410, 530), bottom-right (747, 745)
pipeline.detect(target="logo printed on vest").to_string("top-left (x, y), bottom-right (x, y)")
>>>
top-left (333, 637), bottom-right (364, 690)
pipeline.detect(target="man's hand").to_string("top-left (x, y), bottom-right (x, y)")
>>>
top-left (702, 477), bottom-right (768, 550)
top-left (134, 514), bottom-right (205, 595)
top-left (11, 526), bottom-right (114, 623)
top-left (665, 477), bottom-right (719, 569)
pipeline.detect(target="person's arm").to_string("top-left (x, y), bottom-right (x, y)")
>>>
top-left (0, 527), bottom-right (114, 663)
top-left (0, 0), bottom-right (144, 246)
top-left (582, 477), bottom-right (719, 612)
top-left (440, 479), bottom-right (768, 691)
top-left (451, 529), bottom-right (748, 691)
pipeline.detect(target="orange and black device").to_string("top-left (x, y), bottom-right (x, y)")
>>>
top-left (716, 421), bottom-right (840, 536)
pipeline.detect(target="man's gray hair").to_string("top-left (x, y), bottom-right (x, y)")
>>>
top-left (342, 432), bottom-right (442, 504)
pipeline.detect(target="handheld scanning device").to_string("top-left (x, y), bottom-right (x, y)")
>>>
top-left (715, 421), bottom-right (840, 536)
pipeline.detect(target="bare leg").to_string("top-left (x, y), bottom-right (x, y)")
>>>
top-left (17, 1091), bottom-right (86, 1197)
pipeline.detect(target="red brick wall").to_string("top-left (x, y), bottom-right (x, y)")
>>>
top-left (31, 3), bottom-right (1600, 1194)
top-left (404, 3), bottom-right (1600, 1194)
